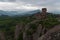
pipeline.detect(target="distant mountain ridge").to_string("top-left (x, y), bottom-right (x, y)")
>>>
top-left (0, 10), bottom-right (40, 16)
top-left (0, 10), bottom-right (60, 18)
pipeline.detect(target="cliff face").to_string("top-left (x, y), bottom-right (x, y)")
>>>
top-left (0, 31), bottom-right (5, 40)
top-left (0, 9), bottom-right (60, 40)
top-left (21, 10), bottom-right (60, 40)
top-left (38, 24), bottom-right (60, 40)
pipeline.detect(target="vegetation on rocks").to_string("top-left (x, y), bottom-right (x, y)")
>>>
top-left (0, 12), bottom-right (60, 40)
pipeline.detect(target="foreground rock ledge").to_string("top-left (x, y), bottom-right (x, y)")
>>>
top-left (38, 24), bottom-right (60, 40)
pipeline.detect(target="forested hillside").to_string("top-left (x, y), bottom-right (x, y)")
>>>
top-left (0, 11), bottom-right (60, 40)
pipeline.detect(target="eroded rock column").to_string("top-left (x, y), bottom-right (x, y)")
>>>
top-left (0, 31), bottom-right (5, 40)
top-left (14, 23), bottom-right (23, 40)
top-left (33, 24), bottom-right (42, 40)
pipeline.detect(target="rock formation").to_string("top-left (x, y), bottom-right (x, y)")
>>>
top-left (38, 24), bottom-right (60, 40)
top-left (0, 31), bottom-right (5, 40)
top-left (23, 8), bottom-right (48, 40)
top-left (32, 24), bottom-right (42, 40)
top-left (35, 8), bottom-right (47, 20)
top-left (0, 8), bottom-right (59, 40)
top-left (14, 23), bottom-right (23, 40)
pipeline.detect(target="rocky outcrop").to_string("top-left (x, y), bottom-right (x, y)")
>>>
top-left (23, 24), bottom-right (30, 40)
top-left (38, 24), bottom-right (60, 40)
top-left (0, 31), bottom-right (5, 40)
top-left (0, 8), bottom-right (59, 40)
top-left (32, 24), bottom-right (42, 40)
top-left (14, 23), bottom-right (23, 40)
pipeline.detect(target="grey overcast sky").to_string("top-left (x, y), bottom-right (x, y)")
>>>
top-left (0, 0), bottom-right (60, 12)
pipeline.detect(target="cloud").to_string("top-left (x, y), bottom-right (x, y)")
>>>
top-left (0, 2), bottom-right (39, 11)
top-left (0, 0), bottom-right (60, 12)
